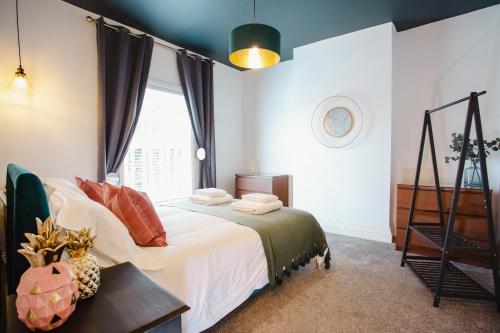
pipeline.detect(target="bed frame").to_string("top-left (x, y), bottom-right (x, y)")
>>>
top-left (3, 164), bottom-right (50, 295)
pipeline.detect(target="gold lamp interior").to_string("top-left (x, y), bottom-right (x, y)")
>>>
top-left (229, 47), bottom-right (280, 69)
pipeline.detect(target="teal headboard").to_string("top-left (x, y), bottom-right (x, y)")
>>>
top-left (5, 164), bottom-right (50, 294)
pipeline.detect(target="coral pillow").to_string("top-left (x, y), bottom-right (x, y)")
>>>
top-left (103, 183), bottom-right (167, 247)
top-left (75, 177), bottom-right (104, 205)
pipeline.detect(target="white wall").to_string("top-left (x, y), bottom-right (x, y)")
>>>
top-left (0, 0), bottom-right (98, 184)
top-left (243, 23), bottom-right (394, 242)
top-left (0, 0), bottom-right (245, 194)
top-left (243, 5), bottom-right (500, 243)
top-left (392, 5), bottom-right (500, 235)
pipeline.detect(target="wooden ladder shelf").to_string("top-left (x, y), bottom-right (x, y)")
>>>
top-left (400, 91), bottom-right (500, 310)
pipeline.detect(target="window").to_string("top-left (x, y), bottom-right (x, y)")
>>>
top-left (123, 85), bottom-right (193, 203)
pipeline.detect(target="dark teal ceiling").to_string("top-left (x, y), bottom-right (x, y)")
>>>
top-left (63, 0), bottom-right (500, 68)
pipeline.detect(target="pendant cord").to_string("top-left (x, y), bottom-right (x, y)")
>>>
top-left (253, 0), bottom-right (256, 22)
top-left (16, 0), bottom-right (22, 68)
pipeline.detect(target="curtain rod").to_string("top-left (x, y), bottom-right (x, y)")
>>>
top-left (85, 16), bottom-right (215, 65)
top-left (426, 91), bottom-right (486, 114)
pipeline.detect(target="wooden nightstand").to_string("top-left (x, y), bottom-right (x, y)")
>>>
top-left (5, 262), bottom-right (189, 333)
top-left (235, 174), bottom-right (289, 207)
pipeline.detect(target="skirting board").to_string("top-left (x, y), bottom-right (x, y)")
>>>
top-left (320, 220), bottom-right (392, 243)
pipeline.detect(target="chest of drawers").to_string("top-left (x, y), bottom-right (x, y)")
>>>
top-left (395, 184), bottom-right (492, 267)
top-left (235, 174), bottom-right (289, 207)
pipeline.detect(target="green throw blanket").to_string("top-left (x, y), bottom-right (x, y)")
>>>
top-left (165, 200), bottom-right (330, 287)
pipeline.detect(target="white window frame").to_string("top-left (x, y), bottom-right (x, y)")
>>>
top-left (119, 79), bottom-right (198, 199)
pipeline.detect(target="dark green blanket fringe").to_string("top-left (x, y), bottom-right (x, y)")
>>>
top-left (274, 245), bottom-right (331, 286)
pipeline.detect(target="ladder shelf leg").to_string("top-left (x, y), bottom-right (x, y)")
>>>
top-left (401, 115), bottom-right (428, 267)
top-left (491, 253), bottom-right (500, 312)
top-left (433, 251), bottom-right (449, 308)
top-left (471, 94), bottom-right (500, 312)
top-left (427, 115), bottom-right (445, 227)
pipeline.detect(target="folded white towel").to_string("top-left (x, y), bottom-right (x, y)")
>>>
top-left (194, 188), bottom-right (227, 198)
top-left (191, 193), bottom-right (233, 205)
top-left (230, 199), bottom-right (283, 215)
top-left (241, 193), bottom-right (279, 203)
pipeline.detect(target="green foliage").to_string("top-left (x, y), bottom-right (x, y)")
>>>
top-left (444, 133), bottom-right (500, 165)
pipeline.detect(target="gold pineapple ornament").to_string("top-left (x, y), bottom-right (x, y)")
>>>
top-left (18, 217), bottom-right (68, 267)
top-left (16, 217), bottom-right (79, 331)
top-left (65, 228), bottom-right (100, 299)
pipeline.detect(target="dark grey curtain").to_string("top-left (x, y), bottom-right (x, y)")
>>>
top-left (96, 17), bottom-right (154, 182)
top-left (177, 50), bottom-right (216, 188)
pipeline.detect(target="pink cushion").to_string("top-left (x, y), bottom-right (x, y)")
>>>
top-left (103, 183), bottom-right (167, 247)
top-left (75, 177), bottom-right (104, 205)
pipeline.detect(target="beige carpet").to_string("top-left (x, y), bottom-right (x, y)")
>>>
top-left (206, 233), bottom-right (500, 333)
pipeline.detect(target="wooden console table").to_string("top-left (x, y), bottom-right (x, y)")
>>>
top-left (4, 262), bottom-right (189, 333)
top-left (395, 184), bottom-right (493, 268)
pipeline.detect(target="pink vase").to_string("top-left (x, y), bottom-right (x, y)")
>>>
top-left (16, 261), bottom-right (79, 331)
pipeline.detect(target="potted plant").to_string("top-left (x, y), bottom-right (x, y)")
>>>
top-left (444, 133), bottom-right (500, 188)
top-left (16, 217), bottom-right (79, 331)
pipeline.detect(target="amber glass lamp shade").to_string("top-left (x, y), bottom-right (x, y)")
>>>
top-left (8, 66), bottom-right (31, 90)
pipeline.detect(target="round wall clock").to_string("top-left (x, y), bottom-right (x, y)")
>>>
top-left (311, 96), bottom-right (363, 148)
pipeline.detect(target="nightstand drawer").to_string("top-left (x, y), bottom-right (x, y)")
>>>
top-left (235, 190), bottom-right (262, 199)
top-left (236, 177), bottom-right (273, 192)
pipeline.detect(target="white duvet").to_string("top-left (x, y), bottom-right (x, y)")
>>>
top-left (140, 206), bottom-right (269, 333)
top-left (44, 178), bottom-right (269, 333)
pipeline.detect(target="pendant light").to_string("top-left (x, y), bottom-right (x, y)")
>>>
top-left (229, 0), bottom-right (280, 69)
top-left (8, 0), bottom-right (30, 90)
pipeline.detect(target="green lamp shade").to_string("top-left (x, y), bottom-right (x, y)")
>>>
top-left (229, 23), bottom-right (281, 69)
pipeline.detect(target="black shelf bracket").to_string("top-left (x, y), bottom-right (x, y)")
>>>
top-left (400, 91), bottom-right (500, 311)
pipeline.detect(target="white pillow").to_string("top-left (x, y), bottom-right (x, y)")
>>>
top-left (41, 177), bottom-right (84, 218)
top-left (45, 177), bottom-right (161, 271)
top-left (42, 177), bottom-right (85, 196)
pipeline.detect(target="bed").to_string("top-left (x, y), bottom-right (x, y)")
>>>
top-left (3, 164), bottom-right (330, 333)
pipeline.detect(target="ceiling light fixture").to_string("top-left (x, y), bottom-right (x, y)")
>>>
top-left (8, 0), bottom-right (31, 90)
top-left (229, 0), bottom-right (280, 69)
